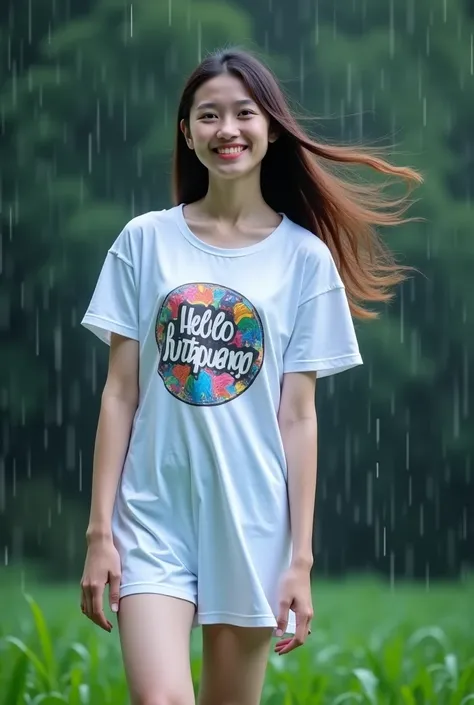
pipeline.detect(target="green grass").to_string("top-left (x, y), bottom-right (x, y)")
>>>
top-left (1, 566), bottom-right (473, 704)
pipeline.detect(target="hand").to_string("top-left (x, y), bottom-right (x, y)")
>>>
top-left (80, 535), bottom-right (122, 632)
top-left (274, 564), bottom-right (313, 655)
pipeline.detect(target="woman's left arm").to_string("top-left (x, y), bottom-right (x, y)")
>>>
top-left (274, 370), bottom-right (317, 654)
top-left (278, 370), bottom-right (318, 570)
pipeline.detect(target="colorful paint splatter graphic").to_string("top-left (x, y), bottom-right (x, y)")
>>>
top-left (155, 283), bottom-right (264, 406)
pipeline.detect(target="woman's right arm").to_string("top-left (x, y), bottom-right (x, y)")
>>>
top-left (86, 333), bottom-right (139, 541)
top-left (81, 333), bottom-right (139, 630)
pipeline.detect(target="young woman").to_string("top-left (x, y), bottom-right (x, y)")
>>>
top-left (80, 48), bottom-right (421, 705)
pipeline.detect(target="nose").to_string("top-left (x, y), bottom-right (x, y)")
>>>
top-left (216, 117), bottom-right (240, 141)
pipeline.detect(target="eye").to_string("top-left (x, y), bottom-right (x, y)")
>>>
top-left (199, 113), bottom-right (217, 120)
top-left (239, 110), bottom-right (256, 117)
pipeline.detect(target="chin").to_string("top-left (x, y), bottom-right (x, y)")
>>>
top-left (215, 167), bottom-right (253, 180)
top-left (209, 160), bottom-right (262, 181)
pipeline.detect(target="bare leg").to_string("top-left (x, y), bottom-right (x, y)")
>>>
top-left (197, 624), bottom-right (273, 705)
top-left (117, 593), bottom-right (196, 705)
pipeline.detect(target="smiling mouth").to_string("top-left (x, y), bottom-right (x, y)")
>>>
top-left (212, 146), bottom-right (248, 155)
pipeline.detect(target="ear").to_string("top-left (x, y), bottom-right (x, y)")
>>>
top-left (268, 122), bottom-right (280, 144)
top-left (180, 119), bottom-right (194, 149)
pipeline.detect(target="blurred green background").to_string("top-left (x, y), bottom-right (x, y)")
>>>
top-left (0, 0), bottom-right (473, 702)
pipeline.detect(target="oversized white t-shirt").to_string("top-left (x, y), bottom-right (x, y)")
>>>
top-left (82, 204), bottom-right (363, 634)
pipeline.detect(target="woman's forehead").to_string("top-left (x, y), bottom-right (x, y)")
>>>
top-left (192, 74), bottom-right (256, 110)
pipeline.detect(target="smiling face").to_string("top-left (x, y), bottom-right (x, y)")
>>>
top-left (180, 73), bottom-right (277, 182)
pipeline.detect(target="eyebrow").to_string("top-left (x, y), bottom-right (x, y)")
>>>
top-left (195, 99), bottom-right (256, 110)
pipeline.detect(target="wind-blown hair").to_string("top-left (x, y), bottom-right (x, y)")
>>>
top-left (172, 48), bottom-right (422, 319)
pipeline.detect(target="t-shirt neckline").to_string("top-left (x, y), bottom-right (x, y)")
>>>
top-left (175, 203), bottom-right (288, 258)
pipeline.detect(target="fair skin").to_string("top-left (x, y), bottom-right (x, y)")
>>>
top-left (80, 333), bottom-right (138, 630)
top-left (179, 72), bottom-right (281, 246)
top-left (80, 72), bottom-right (317, 704)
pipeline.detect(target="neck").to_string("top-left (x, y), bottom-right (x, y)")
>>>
top-left (201, 171), bottom-right (268, 222)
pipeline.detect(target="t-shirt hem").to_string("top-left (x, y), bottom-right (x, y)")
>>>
top-left (119, 582), bottom-right (197, 604)
top-left (117, 586), bottom-right (297, 634)
top-left (283, 353), bottom-right (363, 377)
top-left (198, 611), bottom-right (296, 634)
top-left (81, 313), bottom-right (139, 345)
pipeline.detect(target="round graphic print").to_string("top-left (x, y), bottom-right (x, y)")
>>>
top-left (155, 283), bottom-right (264, 406)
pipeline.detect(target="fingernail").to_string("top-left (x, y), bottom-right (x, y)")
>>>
top-left (276, 629), bottom-right (283, 637)
top-left (112, 603), bottom-right (119, 612)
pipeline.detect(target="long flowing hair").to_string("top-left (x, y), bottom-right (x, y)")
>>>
top-left (172, 48), bottom-right (423, 319)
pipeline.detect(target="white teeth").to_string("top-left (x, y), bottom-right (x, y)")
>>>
top-left (217, 147), bottom-right (245, 154)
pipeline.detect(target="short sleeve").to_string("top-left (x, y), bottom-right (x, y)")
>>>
top-left (283, 241), bottom-right (363, 378)
top-left (81, 226), bottom-right (139, 345)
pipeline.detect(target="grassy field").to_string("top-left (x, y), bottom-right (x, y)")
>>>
top-left (0, 566), bottom-right (473, 704)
